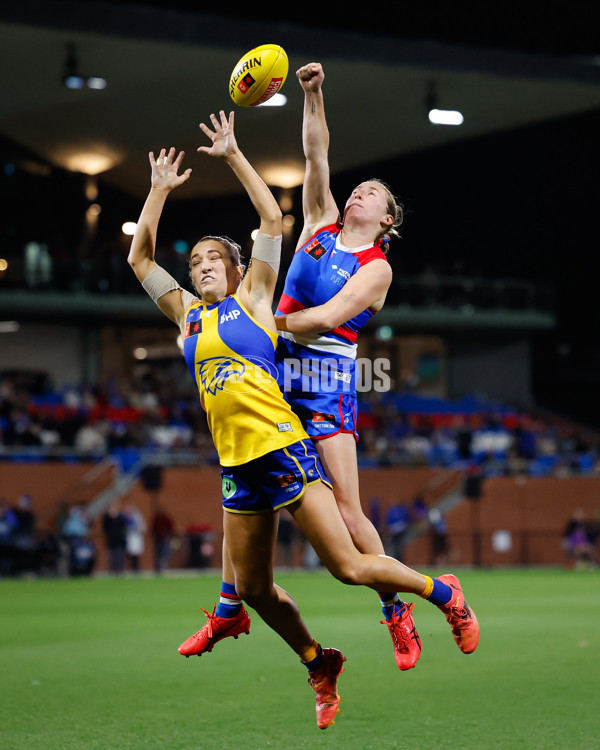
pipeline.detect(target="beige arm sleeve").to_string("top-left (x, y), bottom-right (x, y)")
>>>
top-left (251, 232), bottom-right (282, 275)
top-left (142, 265), bottom-right (198, 309)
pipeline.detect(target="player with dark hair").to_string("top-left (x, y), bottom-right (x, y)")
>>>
top-left (130, 111), bottom-right (479, 729)
top-left (182, 63), bottom-right (432, 672)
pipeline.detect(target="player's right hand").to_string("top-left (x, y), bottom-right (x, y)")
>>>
top-left (297, 62), bottom-right (324, 92)
top-left (149, 147), bottom-right (191, 191)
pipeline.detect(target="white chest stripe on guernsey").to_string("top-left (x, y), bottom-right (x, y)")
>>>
top-left (279, 330), bottom-right (358, 360)
top-left (334, 235), bottom-right (373, 254)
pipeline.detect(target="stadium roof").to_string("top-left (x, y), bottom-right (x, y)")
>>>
top-left (1, 0), bottom-right (600, 200)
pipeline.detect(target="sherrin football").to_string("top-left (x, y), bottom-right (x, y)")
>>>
top-left (229, 44), bottom-right (288, 107)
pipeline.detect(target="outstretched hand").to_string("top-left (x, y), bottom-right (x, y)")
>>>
top-left (296, 62), bottom-right (324, 92)
top-left (198, 110), bottom-right (239, 159)
top-left (149, 148), bottom-right (191, 190)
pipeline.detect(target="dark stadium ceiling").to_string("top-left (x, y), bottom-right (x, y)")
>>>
top-left (1, 0), bottom-right (600, 201)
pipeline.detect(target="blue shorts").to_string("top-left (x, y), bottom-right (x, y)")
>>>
top-left (276, 339), bottom-right (359, 440)
top-left (287, 390), bottom-right (358, 441)
top-left (221, 439), bottom-right (332, 514)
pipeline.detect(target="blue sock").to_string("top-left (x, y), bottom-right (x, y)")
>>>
top-left (301, 642), bottom-right (323, 672)
top-left (378, 592), bottom-right (406, 621)
top-left (215, 581), bottom-right (243, 618)
top-left (421, 576), bottom-right (452, 607)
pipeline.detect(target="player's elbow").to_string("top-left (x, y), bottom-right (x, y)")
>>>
top-left (313, 310), bottom-right (340, 333)
top-left (127, 241), bottom-right (142, 269)
top-left (259, 213), bottom-right (283, 239)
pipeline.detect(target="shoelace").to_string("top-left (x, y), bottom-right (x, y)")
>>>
top-left (193, 605), bottom-right (217, 640)
top-left (382, 602), bottom-right (415, 649)
top-left (446, 604), bottom-right (471, 631)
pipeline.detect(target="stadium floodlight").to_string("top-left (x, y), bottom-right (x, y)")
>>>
top-left (86, 76), bottom-right (107, 90)
top-left (64, 73), bottom-right (86, 90)
top-left (62, 43), bottom-right (107, 91)
top-left (426, 81), bottom-right (464, 126)
top-left (428, 108), bottom-right (464, 126)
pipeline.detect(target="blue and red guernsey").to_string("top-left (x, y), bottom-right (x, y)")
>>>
top-left (275, 223), bottom-right (389, 359)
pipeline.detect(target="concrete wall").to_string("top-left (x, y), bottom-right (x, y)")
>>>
top-left (2, 462), bottom-right (598, 572)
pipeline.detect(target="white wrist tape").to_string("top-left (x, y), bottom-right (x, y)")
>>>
top-left (142, 265), bottom-right (181, 305)
top-left (252, 232), bottom-right (282, 275)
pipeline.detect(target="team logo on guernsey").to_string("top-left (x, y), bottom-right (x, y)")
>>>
top-left (199, 357), bottom-right (246, 395)
top-left (197, 355), bottom-right (279, 395)
top-left (304, 238), bottom-right (327, 260)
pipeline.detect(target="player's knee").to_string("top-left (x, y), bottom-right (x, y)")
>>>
top-left (337, 502), bottom-right (368, 535)
top-left (329, 558), bottom-right (363, 586)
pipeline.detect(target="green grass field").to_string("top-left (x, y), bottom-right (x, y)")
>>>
top-left (1, 568), bottom-right (598, 749)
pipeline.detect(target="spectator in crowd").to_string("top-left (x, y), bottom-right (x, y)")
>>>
top-left (561, 509), bottom-right (594, 569)
top-left (124, 502), bottom-right (146, 572)
top-left (151, 506), bottom-right (175, 574)
top-left (75, 420), bottom-right (109, 454)
top-left (61, 505), bottom-right (96, 576)
top-left (186, 523), bottom-right (215, 569)
top-left (386, 502), bottom-right (411, 562)
top-left (62, 504), bottom-right (89, 538)
top-left (0, 498), bottom-right (19, 576)
top-left (102, 501), bottom-right (128, 574)
top-left (410, 495), bottom-right (428, 522)
top-left (2, 370), bottom-right (599, 477)
top-left (429, 507), bottom-right (449, 566)
top-left (12, 494), bottom-right (38, 574)
top-left (455, 417), bottom-right (473, 460)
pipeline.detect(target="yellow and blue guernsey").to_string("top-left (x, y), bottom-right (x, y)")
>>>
top-left (182, 293), bottom-right (307, 467)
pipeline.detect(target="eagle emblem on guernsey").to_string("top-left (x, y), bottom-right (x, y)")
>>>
top-left (198, 357), bottom-right (246, 395)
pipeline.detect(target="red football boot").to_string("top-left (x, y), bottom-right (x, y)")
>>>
top-left (380, 602), bottom-right (422, 670)
top-left (178, 605), bottom-right (251, 657)
top-left (308, 648), bottom-right (347, 730)
top-left (437, 574), bottom-right (480, 654)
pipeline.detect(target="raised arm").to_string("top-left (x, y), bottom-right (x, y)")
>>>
top-left (198, 111), bottom-right (282, 313)
top-left (296, 63), bottom-right (340, 249)
top-left (127, 148), bottom-right (192, 325)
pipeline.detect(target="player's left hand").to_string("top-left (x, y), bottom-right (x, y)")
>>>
top-left (198, 110), bottom-right (239, 159)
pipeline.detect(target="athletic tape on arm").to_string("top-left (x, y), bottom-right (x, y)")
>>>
top-left (252, 232), bottom-right (282, 275)
top-left (142, 264), bottom-right (197, 308)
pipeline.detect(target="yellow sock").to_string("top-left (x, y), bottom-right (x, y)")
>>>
top-left (420, 575), bottom-right (434, 599)
top-left (298, 639), bottom-right (321, 667)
